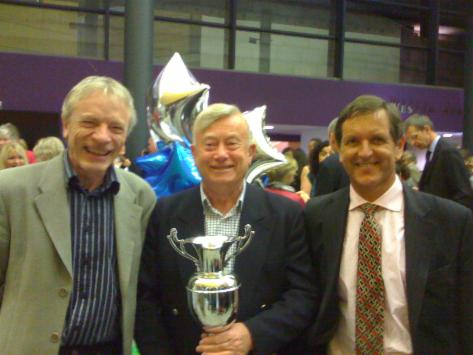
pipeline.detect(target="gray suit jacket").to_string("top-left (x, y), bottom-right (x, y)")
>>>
top-left (304, 185), bottom-right (473, 354)
top-left (0, 153), bottom-right (156, 354)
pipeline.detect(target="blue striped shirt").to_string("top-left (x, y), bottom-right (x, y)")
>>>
top-left (61, 153), bottom-right (121, 346)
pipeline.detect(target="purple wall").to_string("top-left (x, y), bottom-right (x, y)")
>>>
top-left (0, 52), bottom-right (464, 131)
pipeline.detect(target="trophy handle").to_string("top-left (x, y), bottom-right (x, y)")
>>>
top-left (223, 224), bottom-right (254, 266)
top-left (167, 228), bottom-right (200, 271)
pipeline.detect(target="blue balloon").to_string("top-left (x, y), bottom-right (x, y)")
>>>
top-left (135, 141), bottom-right (201, 198)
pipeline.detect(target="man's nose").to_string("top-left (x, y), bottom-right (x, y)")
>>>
top-left (93, 124), bottom-right (112, 142)
top-left (359, 141), bottom-right (373, 156)
top-left (214, 143), bottom-right (229, 159)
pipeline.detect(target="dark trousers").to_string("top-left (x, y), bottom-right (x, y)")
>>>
top-left (59, 339), bottom-right (122, 355)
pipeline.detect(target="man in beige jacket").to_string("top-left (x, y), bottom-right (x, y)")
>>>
top-left (0, 76), bottom-right (156, 354)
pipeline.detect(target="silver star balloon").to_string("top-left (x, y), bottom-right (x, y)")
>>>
top-left (243, 106), bottom-right (287, 183)
top-left (148, 52), bottom-right (210, 144)
top-left (142, 53), bottom-right (286, 195)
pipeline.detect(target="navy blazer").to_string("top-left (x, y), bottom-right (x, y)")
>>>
top-left (304, 186), bottom-right (473, 354)
top-left (135, 184), bottom-right (318, 354)
top-left (419, 138), bottom-right (473, 210)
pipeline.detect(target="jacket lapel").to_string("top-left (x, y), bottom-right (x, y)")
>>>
top-left (324, 189), bottom-right (350, 288)
top-left (234, 185), bottom-right (273, 301)
top-left (34, 154), bottom-right (72, 277)
top-left (172, 187), bottom-right (206, 284)
top-left (403, 187), bottom-right (434, 337)
top-left (114, 174), bottom-right (142, 298)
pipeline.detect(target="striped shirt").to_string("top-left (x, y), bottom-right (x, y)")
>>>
top-left (61, 153), bottom-right (121, 346)
top-left (200, 184), bottom-right (245, 273)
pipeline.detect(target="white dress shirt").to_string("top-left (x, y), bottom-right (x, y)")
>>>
top-left (329, 176), bottom-right (413, 355)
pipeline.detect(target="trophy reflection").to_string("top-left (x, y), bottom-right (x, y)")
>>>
top-left (167, 225), bottom-right (254, 328)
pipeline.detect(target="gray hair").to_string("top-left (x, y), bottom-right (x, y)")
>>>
top-left (192, 103), bottom-right (251, 143)
top-left (61, 76), bottom-right (137, 133)
top-left (0, 123), bottom-right (20, 140)
top-left (33, 136), bottom-right (65, 162)
top-left (404, 114), bottom-right (434, 131)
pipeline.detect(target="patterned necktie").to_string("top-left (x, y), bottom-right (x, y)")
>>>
top-left (355, 203), bottom-right (384, 354)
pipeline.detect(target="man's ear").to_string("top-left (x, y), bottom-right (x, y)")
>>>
top-left (248, 143), bottom-right (256, 159)
top-left (191, 144), bottom-right (196, 158)
top-left (329, 132), bottom-right (339, 152)
top-left (61, 117), bottom-right (69, 139)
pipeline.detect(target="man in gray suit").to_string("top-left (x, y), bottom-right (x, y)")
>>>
top-left (0, 76), bottom-right (156, 354)
top-left (405, 114), bottom-right (473, 210)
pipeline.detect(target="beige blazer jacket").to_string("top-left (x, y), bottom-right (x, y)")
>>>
top-left (0, 153), bottom-right (156, 354)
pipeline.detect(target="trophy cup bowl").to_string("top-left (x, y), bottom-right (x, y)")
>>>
top-left (187, 273), bottom-right (239, 328)
top-left (167, 225), bottom-right (254, 328)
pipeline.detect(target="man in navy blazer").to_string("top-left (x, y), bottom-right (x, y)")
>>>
top-left (405, 113), bottom-right (473, 211)
top-left (135, 103), bottom-right (317, 354)
top-left (305, 96), bottom-right (473, 354)
top-left (314, 118), bottom-right (349, 197)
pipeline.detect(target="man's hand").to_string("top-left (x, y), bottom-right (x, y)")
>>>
top-left (195, 322), bottom-right (253, 355)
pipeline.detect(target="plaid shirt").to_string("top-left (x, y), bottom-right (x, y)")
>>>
top-left (200, 184), bottom-right (246, 273)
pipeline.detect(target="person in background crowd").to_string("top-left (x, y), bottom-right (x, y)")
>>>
top-left (314, 118), bottom-right (350, 196)
top-left (141, 136), bottom-right (159, 156)
top-left (465, 155), bottom-right (473, 188)
top-left (0, 125), bottom-right (14, 149)
top-left (397, 150), bottom-right (421, 188)
top-left (135, 103), bottom-right (317, 355)
top-left (33, 136), bottom-right (65, 162)
top-left (266, 155), bottom-right (306, 206)
top-left (307, 137), bottom-right (322, 155)
top-left (0, 122), bottom-right (36, 163)
top-left (114, 146), bottom-right (131, 170)
top-left (0, 76), bottom-right (156, 354)
top-left (301, 140), bottom-right (332, 197)
top-left (0, 141), bottom-right (28, 169)
top-left (405, 114), bottom-right (473, 210)
top-left (290, 147), bottom-right (307, 192)
top-left (305, 95), bottom-right (473, 354)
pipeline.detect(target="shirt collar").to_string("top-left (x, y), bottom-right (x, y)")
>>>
top-left (63, 150), bottom-right (120, 195)
top-left (200, 183), bottom-right (246, 216)
top-left (349, 175), bottom-right (403, 212)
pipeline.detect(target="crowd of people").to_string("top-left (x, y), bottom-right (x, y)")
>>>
top-left (0, 76), bottom-right (472, 355)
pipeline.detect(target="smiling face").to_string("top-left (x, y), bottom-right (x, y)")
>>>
top-left (339, 109), bottom-right (404, 201)
top-left (62, 91), bottom-right (130, 190)
top-left (5, 150), bottom-right (26, 168)
top-left (191, 114), bottom-right (255, 194)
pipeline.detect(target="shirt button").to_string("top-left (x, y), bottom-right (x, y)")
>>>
top-left (50, 332), bottom-right (60, 343)
top-left (172, 308), bottom-right (179, 316)
top-left (58, 288), bottom-right (68, 298)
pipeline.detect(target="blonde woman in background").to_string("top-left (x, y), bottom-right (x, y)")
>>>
top-left (0, 141), bottom-right (28, 169)
top-left (33, 136), bottom-right (65, 162)
top-left (266, 156), bottom-right (306, 206)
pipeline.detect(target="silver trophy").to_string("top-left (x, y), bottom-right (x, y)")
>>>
top-left (167, 224), bottom-right (254, 328)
